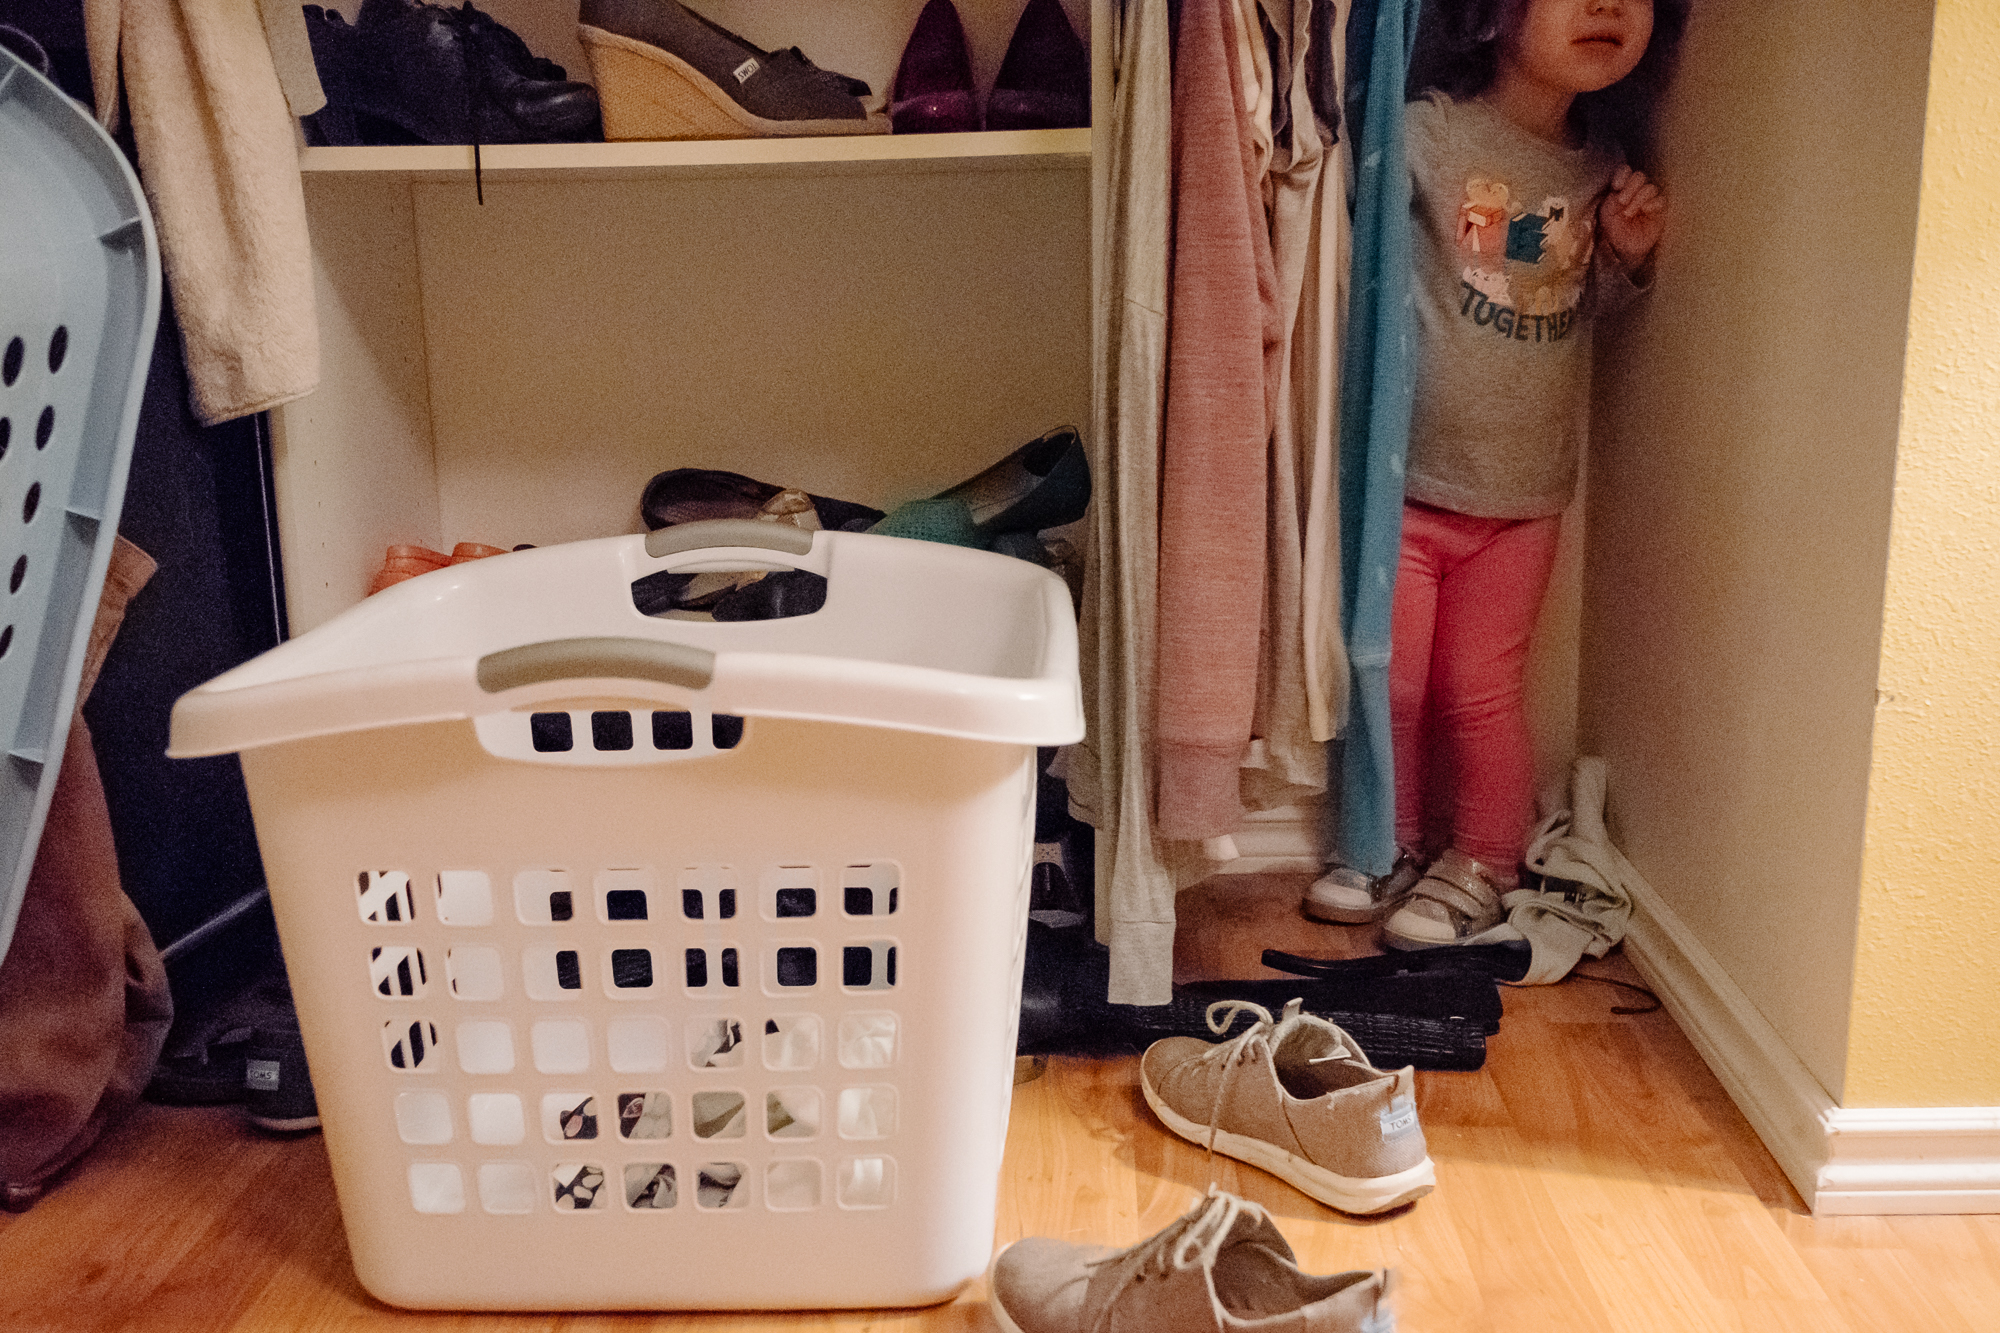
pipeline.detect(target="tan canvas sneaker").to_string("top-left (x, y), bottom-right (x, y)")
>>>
top-left (989, 1189), bottom-right (1396, 1333)
top-left (1140, 1001), bottom-right (1435, 1215)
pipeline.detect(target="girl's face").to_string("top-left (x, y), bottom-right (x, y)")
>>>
top-left (1501, 0), bottom-right (1654, 96)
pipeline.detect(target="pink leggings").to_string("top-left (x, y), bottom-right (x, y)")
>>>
top-left (1390, 501), bottom-right (1561, 874)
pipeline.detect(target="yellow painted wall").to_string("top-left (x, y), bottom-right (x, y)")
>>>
top-left (1845, 0), bottom-right (2000, 1108)
top-left (1578, 0), bottom-right (1931, 1100)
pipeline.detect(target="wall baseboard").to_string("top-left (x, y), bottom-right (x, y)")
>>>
top-left (1623, 876), bottom-right (2000, 1215)
top-left (1212, 807), bottom-right (1320, 875)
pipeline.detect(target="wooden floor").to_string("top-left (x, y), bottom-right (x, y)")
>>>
top-left (6, 874), bottom-right (1997, 1331)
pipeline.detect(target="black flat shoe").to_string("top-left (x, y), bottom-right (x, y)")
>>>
top-left (931, 425), bottom-right (1091, 539)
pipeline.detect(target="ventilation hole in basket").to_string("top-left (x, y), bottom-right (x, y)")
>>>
top-left (371, 945), bottom-right (428, 998)
top-left (681, 888), bottom-right (703, 920)
top-left (618, 1091), bottom-right (672, 1140)
top-left (8, 555), bottom-right (23, 594)
top-left (23, 482), bottom-right (39, 524)
top-left (606, 888), bottom-right (646, 921)
top-left (2, 338), bottom-right (21, 386)
top-left (446, 945), bottom-right (503, 1000)
top-left (0, 626), bottom-right (14, 659)
top-left (720, 947), bottom-right (739, 987)
top-left (479, 1163), bottom-right (538, 1215)
top-left (591, 709), bottom-right (634, 751)
top-left (356, 869), bottom-right (414, 923)
top-left (467, 1092), bottom-right (526, 1145)
top-left (838, 1086), bottom-right (898, 1139)
top-left (766, 1159), bottom-right (822, 1210)
top-left (684, 947), bottom-right (708, 988)
top-left (455, 1020), bottom-right (515, 1074)
top-left (776, 946), bottom-right (817, 988)
top-left (46, 327), bottom-right (67, 375)
top-left (532, 1019), bottom-right (591, 1074)
top-left (435, 869), bottom-right (494, 925)
top-left (530, 710), bottom-right (573, 751)
top-left (555, 949), bottom-right (582, 990)
top-left (763, 1015), bottom-right (821, 1071)
top-left (408, 1163), bottom-right (465, 1215)
top-left (689, 1017), bottom-right (743, 1069)
top-left (775, 887), bottom-right (815, 918)
top-left (34, 405), bottom-right (52, 449)
top-left (384, 1018), bottom-right (439, 1070)
top-left (611, 948), bottom-right (654, 989)
top-left (394, 1091), bottom-right (453, 1145)
top-left (696, 1162), bottom-right (747, 1209)
top-left (549, 1093), bottom-right (598, 1141)
top-left (713, 714), bottom-right (745, 749)
top-left (843, 864), bottom-right (900, 916)
top-left (838, 1155), bottom-right (894, 1208)
top-left (652, 710), bottom-right (693, 750)
top-left (691, 1090), bottom-right (747, 1140)
top-left (548, 889), bottom-right (573, 921)
top-left (626, 1162), bottom-right (677, 1209)
top-left (607, 1015), bottom-right (671, 1073)
top-left (843, 942), bottom-right (898, 991)
top-left (766, 1088), bottom-right (820, 1139)
top-left (718, 888), bottom-right (737, 918)
top-left (0, 418), bottom-right (10, 460)
top-left (837, 1013), bottom-right (897, 1069)
top-left (552, 1162), bottom-right (608, 1211)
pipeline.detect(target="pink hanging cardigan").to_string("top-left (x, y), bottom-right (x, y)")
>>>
top-left (1152, 0), bottom-right (1282, 840)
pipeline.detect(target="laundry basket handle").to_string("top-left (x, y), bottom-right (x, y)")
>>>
top-left (476, 637), bottom-right (716, 693)
top-left (644, 520), bottom-right (816, 560)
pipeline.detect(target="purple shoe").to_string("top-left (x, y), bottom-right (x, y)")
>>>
top-left (891, 0), bottom-right (980, 134)
top-left (987, 0), bottom-right (1089, 132)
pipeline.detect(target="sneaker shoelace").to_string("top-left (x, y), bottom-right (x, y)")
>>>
top-left (1186, 998), bottom-right (1363, 1188)
top-left (1078, 1187), bottom-right (1259, 1331)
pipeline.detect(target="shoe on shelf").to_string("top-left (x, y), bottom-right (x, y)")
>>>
top-left (891, 0), bottom-right (980, 134)
top-left (639, 467), bottom-right (885, 534)
top-left (325, 0), bottom-right (602, 146)
top-left (931, 425), bottom-right (1091, 540)
top-left (989, 1188), bottom-right (1396, 1333)
top-left (987, 0), bottom-right (1090, 132)
top-left (367, 540), bottom-right (513, 595)
top-left (1141, 999), bottom-right (1435, 1215)
top-left (577, 0), bottom-right (888, 140)
top-left (1380, 848), bottom-right (1513, 951)
top-left (1302, 847), bottom-right (1425, 925)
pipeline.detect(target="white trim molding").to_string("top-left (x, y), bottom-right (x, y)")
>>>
top-left (1211, 806), bottom-right (1320, 875)
top-left (1622, 874), bottom-right (2000, 1215)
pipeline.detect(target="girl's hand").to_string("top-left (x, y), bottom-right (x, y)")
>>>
top-left (1599, 164), bottom-right (1666, 274)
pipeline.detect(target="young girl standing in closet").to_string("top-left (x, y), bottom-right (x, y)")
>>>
top-left (1303, 0), bottom-right (1687, 945)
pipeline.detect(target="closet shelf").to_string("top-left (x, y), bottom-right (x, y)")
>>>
top-left (297, 128), bottom-right (1091, 182)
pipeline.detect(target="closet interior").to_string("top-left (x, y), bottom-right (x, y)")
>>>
top-left (280, 0), bottom-right (1097, 635)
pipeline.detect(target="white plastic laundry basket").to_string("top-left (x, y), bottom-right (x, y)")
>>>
top-left (169, 521), bottom-right (1082, 1311)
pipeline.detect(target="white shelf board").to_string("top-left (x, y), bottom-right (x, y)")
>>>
top-left (297, 128), bottom-right (1091, 182)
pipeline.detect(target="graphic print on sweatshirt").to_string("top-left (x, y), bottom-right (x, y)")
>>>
top-left (1453, 176), bottom-right (1596, 344)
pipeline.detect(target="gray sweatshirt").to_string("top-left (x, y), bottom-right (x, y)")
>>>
top-left (1405, 93), bottom-right (1644, 519)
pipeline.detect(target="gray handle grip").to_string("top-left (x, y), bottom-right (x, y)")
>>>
top-left (477, 637), bottom-right (716, 694)
top-left (644, 519), bottom-right (816, 560)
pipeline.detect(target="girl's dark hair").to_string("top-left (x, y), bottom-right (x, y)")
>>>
top-left (1405, 0), bottom-right (1690, 165)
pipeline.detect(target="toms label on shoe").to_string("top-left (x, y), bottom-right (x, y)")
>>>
top-left (1379, 1094), bottom-right (1418, 1139)
top-left (733, 58), bottom-right (758, 84)
top-left (245, 1059), bottom-right (283, 1092)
